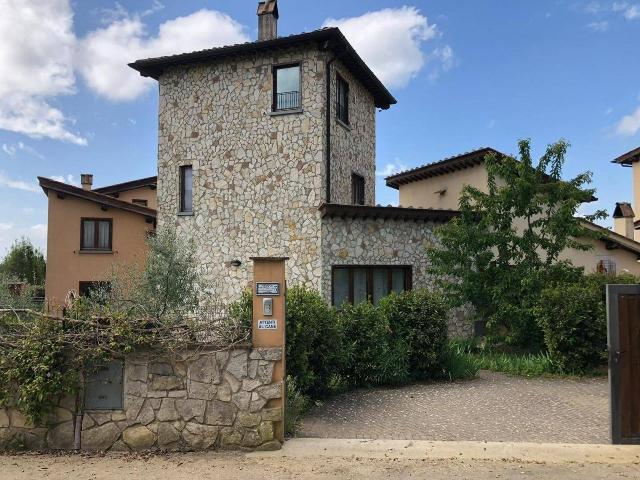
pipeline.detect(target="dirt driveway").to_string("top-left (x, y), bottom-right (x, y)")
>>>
top-left (300, 371), bottom-right (609, 443)
top-left (2, 448), bottom-right (639, 480)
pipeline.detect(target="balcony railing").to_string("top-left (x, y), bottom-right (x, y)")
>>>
top-left (275, 91), bottom-right (300, 111)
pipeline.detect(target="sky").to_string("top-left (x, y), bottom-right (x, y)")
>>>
top-left (0, 0), bottom-right (639, 258)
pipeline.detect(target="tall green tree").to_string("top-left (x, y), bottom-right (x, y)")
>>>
top-left (0, 237), bottom-right (46, 285)
top-left (427, 139), bottom-right (606, 349)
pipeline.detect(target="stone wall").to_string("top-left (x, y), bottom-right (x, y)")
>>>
top-left (0, 346), bottom-right (283, 452)
top-left (156, 45), bottom-right (329, 302)
top-left (321, 217), bottom-right (473, 338)
top-left (329, 60), bottom-right (376, 205)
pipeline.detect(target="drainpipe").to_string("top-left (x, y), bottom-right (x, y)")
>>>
top-left (325, 53), bottom-right (336, 204)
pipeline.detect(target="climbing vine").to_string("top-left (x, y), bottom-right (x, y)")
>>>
top-left (0, 228), bottom-right (250, 425)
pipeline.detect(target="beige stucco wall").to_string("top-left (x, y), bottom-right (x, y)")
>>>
top-left (44, 193), bottom-right (153, 309)
top-left (559, 235), bottom-right (640, 276)
top-left (397, 162), bottom-right (640, 275)
top-left (114, 186), bottom-right (158, 210)
top-left (398, 164), bottom-right (489, 209)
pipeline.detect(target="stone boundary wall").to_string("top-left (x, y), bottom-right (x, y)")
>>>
top-left (0, 346), bottom-right (283, 452)
top-left (321, 217), bottom-right (473, 339)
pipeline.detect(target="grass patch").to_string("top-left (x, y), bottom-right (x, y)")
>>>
top-left (449, 339), bottom-right (605, 378)
top-left (441, 342), bottom-right (480, 380)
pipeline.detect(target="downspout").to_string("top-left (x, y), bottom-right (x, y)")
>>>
top-left (325, 53), bottom-right (336, 203)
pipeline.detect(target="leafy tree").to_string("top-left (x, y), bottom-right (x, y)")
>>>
top-left (427, 139), bottom-right (606, 349)
top-left (0, 237), bottom-right (46, 285)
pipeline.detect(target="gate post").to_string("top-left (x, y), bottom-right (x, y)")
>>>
top-left (251, 257), bottom-right (287, 443)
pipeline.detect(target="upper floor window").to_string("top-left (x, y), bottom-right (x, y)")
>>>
top-left (180, 165), bottom-right (193, 213)
top-left (336, 74), bottom-right (349, 125)
top-left (273, 64), bottom-right (300, 111)
top-left (81, 218), bottom-right (112, 251)
top-left (352, 173), bottom-right (365, 205)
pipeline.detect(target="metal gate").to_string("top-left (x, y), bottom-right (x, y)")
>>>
top-left (607, 284), bottom-right (640, 444)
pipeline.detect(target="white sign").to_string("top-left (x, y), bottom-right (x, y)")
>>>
top-left (258, 319), bottom-right (278, 330)
top-left (257, 283), bottom-right (280, 296)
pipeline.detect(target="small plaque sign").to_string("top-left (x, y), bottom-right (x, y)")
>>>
top-left (258, 319), bottom-right (278, 330)
top-left (256, 282), bottom-right (280, 296)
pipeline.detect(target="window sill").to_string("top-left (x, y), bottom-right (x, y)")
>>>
top-left (337, 118), bottom-right (351, 131)
top-left (268, 108), bottom-right (304, 117)
top-left (177, 211), bottom-right (194, 217)
top-left (78, 250), bottom-right (114, 255)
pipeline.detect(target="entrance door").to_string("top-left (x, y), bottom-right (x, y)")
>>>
top-left (607, 284), bottom-right (640, 444)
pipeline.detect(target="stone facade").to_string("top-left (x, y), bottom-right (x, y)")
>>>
top-left (321, 216), bottom-right (473, 338)
top-left (0, 346), bottom-right (283, 452)
top-left (328, 60), bottom-right (376, 206)
top-left (157, 46), bottom-right (330, 301)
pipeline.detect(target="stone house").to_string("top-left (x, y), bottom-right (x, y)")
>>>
top-left (128, 0), bottom-right (467, 333)
top-left (386, 147), bottom-right (640, 276)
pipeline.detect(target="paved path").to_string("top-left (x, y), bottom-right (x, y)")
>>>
top-left (299, 371), bottom-right (610, 444)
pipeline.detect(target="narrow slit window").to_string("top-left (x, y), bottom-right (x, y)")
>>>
top-left (180, 165), bottom-right (193, 213)
top-left (273, 64), bottom-right (301, 111)
top-left (352, 173), bottom-right (365, 205)
top-left (336, 74), bottom-right (349, 125)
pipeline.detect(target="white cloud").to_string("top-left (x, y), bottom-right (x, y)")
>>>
top-left (586, 20), bottom-right (610, 31)
top-left (613, 1), bottom-right (640, 19)
top-left (0, 171), bottom-right (40, 193)
top-left (77, 9), bottom-right (249, 101)
top-left (2, 141), bottom-right (45, 159)
top-left (30, 224), bottom-right (47, 238)
top-left (50, 174), bottom-right (78, 186)
top-left (323, 7), bottom-right (442, 88)
top-left (605, 107), bottom-right (614, 115)
top-left (377, 161), bottom-right (409, 177)
top-left (0, 0), bottom-right (86, 144)
top-left (616, 106), bottom-right (640, 136)
top-left (0, 223), bottom-right (13, 231)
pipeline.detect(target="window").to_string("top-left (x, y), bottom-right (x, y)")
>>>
top-left (132, 199), bottom-right (148, 207)
top-left (273, 64), bottom-right (301, 111)
top-left (79, 281), bottom-right (111, 298)
top-left (84, 359), bottom-right (124, 410)
top-left (336, 74), bottom-right (349, 125)
top-left (81, 218), bottom-right (112, 251)
top-left (332, 266), bottom-right (412, 306)
top-left (352, 173), bottom-right (365, 205)
top-left (597, 257), bottom-right (616, 275)
top-left (180, 165), bottom-right (193, 213)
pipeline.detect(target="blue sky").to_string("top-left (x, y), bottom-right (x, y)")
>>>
top-left (1, 0), bottom-right (639, 257)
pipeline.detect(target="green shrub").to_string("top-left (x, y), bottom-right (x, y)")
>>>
top-left (284, 375), bottom-right (311, 437)
top-left (286, 286), bottom-right (345, 398)
top-left (468, 349), bottom-right (557, 377)
top-left (378, 290), bottom-right (448, 379)
top-left (536, 272), bottom-right (638, 374)
top-left (339, 300), bottom-right (411, 386)
top-left (228, 289), bottom-right (253, 337)
top-left (537, 277), bottom-right (607, 373)
top-left (441, 341), bottom-right (480, 380)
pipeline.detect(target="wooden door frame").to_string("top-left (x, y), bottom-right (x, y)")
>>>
top-left (606, 283), bottom-right (640, 445)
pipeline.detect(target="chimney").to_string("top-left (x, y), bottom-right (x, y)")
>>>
top-left (81, 174), bottom-right (93, 191)
top-left (257, 0), bottom-right (278, 41)
top-left (613, 202), bottom-right (635, 240)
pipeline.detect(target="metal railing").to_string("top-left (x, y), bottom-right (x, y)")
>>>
top-left (275, 91), bottom-right (300, 111)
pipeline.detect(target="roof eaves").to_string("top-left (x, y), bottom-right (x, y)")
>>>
top-left (385, 147), bottom-right (501, 189)
top-left (318, 203), bottom-right (459, 222)
top-left (38, 177), bottom-right (157, 218)
top-left (611, 146), bottom-right (640, 166)
top-left (93, 176), bottom-right (158, 195)
top-left (128, 28), bottom-right (396, 109)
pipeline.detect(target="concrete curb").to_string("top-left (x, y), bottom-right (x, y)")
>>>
top-left (249, 438), bottom-right (640, 465)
